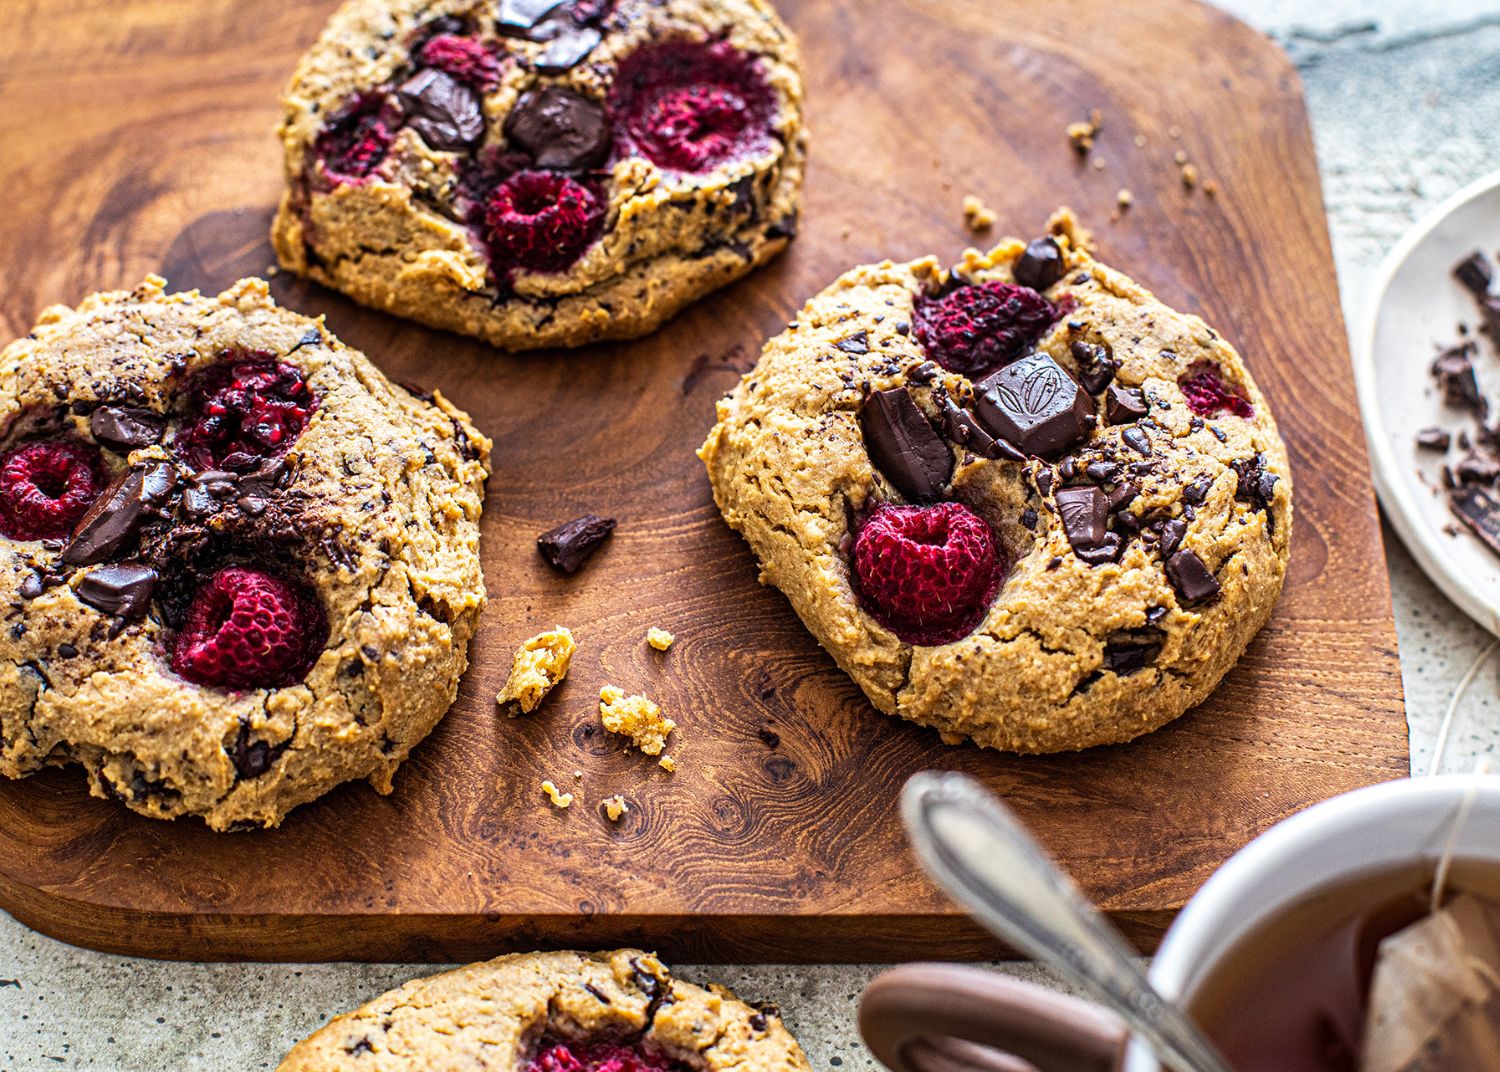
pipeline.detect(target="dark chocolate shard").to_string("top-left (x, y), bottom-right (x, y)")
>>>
top-left (397, 69), bottom-right (485, 150)
top-left (860, 388), bottom-right (953, 501)
top-left (497, 0), bottom-right (570, 32)
top-left (973, 352), bottom-right (1094, 459)
top-left (1165, 548), bottom-right (1220, 605)
top-left (1122, 427), bottom-right (1152, 456)
top-left (1230, 454), bottom-right (1280, 529)
top-left (76, 563), bottom-right (156, 620)
top-left (90, 406), bottom-right (165, 453)
top-left (1105, 384), bottom-right (1148, 425)
top-left (1013, 236), bottom-right (1065, 291)
top-left (835, 330), bottom-right (870, 355)
top-left (938, 395), bottom-right (1023, 461)
top-left (1455, 251), bottom-right (1494, 298)
top-left (1102, 627), bottom-right (1164, 675)
top-left (1432, 342), bottom-right (1483, 412)
top-left (538, 514), bottom-right (616, 572)
top-left (503, 86), bottom-right (611, 169)
top-left (62, 461), bottom-right (177, 566)
top-left (535, 25), bottom-right (602, 72)
top-left (1182, 475), bottom-right (1213, 506)
top-left (1056, 485), bottom-right (1108, 553)
top-left (1455, 451), bottom-right (1500, 485)
top-left (1020, 507), bottom-right (1038, 530)
top-left (1071, 340), bottom-right (1118, 395)
top-left (1075, 532), bottom-right (1123, 566)
top-left (1416, 427), bottom-right (1452, 452)
top-left (1107, 481), bottom-right (1138, 513)
top-left (1157, 518), bottom-right (1188, 558)
top-left (908, 361), bottom-right (938, 384)
top-left (1452, 485), bottom-right (1500, 557)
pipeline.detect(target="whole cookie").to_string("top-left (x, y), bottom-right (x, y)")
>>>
top-left (272, 0), bottom-right (806, 351)
top-left (700, 214), bottom-right (1292, 752)
top-left (277, 949), bottom-right (811, 1072)
top-left (0, 277), bottom-right (490, 829)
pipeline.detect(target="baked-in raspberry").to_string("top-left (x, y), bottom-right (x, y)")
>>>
top-left (914, 282), bottom-right (1058, 375)
top-left (483, 170), bottom-right (604, 273)
top-left (1179, 361), bottom-right (1254, 418)
top-left (173, 354), bottom-right (317, 472)
top-left (417, 34), bottom-right (502, 88)
top-left (852, 502), bottom-right (1004, 645)
top-left (609, 41), bottom-right (776, 173)
top-left (315, 95), bottom-right (397, 183)
top-left (527, 1039), bottom-right (684, 1072)
top-left (171, 566), bottom-right (327, 691)
top-left (0, 440), bottom-right (107, 541)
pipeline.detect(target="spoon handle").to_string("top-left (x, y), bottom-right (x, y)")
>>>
top-left (901, 771), bottom-right (1237, 1072)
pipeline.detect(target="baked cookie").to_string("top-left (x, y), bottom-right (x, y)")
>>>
top-left (700, 215), bottom-right (1292, 752)
top-left (0, 276), bottom-right (490, 830)
top-left (276, 949), bottom-right (811, 1072)
top-left (272, 0), bottom-right (805, 351)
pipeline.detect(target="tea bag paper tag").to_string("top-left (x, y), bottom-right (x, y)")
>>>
top-left (1359, 893), bottom-right (1500, 1072)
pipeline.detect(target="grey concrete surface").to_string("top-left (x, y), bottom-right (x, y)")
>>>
top-left (7, 2), bottom-right (1500, 1068)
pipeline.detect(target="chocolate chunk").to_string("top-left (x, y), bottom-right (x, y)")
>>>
top-left (1182, 475), bottom-right (1213, 506)
top-left (1122, 427), bottom-right (1152, 455)
top-left (1158, 518), bottom-right (1188, 558)
top-left (497, 0), bottom-right (570, 32)
top-left (1013, 236), bottom-right (1065, 291)
top-left (1056, 486), bottom-right (1108, 553)
top-left (939, 396), bottom-right (1022, 461)
top-left (1075, 532), bottom-right (1123, 566)
top-left (1034, 467), bottom-right (1054, 497)
top-left (19, 573), bottom-right (43, 600)
top-left (1432, 342), bottom-right (1483, 411)
top-left (89, 406), bottom-right (164, 453)
top-left (503, 85), bottom-right (611, 169)
top-left (1145, 605), bottom-right (1168, 624)
top-left (1455, 251), bottom-right (1494, 297)
top-left (835, 330), bottom-right (870, 355)
top-left (1085, 460), bottom-right (1121, 485)
top-left (76, 563), bottom-right (156, 620)
top-left (973, 352), bottom-right (1094, 459)
top-left (1416, 427), bottom-right (1452, 452)
top-left (538, 514), bottom-right (616, 572)
top-left (536, 25), bottom-right (602, 72)
top-left (397, 69), bottom-right (485, 150)
top-left (1071, 340), bottom-right (1118, 395)
top-left (1165, 549), bottom-right (1220, 605)
top-left (1230, 455), bottom-right (1279, 523)
top-left (1105, 385), bottom-right (1148, 425)
top-left (1020, 507), bottom-right (1038, 530)
top-left (860, 388), bottom-right (953, 501)
top-left (1107, 481), bottom-right (1138, 512)
top-left (907, 361), bottom-right (938, 384)
top-left (62, 462), bottom-right (177, 566)
top-left (1102, 627), bottom-right (1164, 675)
top-left (57, 642), bottom-right (78, 659)
top-left (1455, 451), bottom-right (1500, 485)
top-left (1451, 485), bottom-right (1500, 558)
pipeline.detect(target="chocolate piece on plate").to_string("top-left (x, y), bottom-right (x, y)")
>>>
top-left (504, 86), bottom-right (611, 169)
top-left (973, 352), bottom-right (1094, 459)
top-left (860, 387), bottom-right (953, 501)
top-left (1415, 427), bottom-right (1452, 452)
top-left (1455, 251), bottom-right (1494, 298)
top-left (1105, 384), bottom-right (1148, 425)
top-left (1451, 485), bottom-right (1500, 558)
top-left (398, 69), bottom-right (485, 150)
top-left (1165, 548), bottom-right (1220, 605)
top-left (538, 513), bottom-right (616, 572)
top-left (1454, 451), bottom-right (1500, 486)
top-left (1013, 236), bottom-right (1065, 291)
top-left (76, 563), bottom-right (157, 620)
top-left (90, 406), bottom-right (165, 453)
top-left (1432, 342), bottom-right (1484, 412)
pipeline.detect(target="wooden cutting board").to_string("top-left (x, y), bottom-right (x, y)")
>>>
top-left (0, 0), bottom-right (1407, 962)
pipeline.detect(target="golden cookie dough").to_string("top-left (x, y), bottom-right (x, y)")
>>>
top-left (700, 216), bottom-right (1292, 752)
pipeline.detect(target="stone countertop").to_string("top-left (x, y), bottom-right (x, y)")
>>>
top-left (6, 1), bottom-right (1500, 1068)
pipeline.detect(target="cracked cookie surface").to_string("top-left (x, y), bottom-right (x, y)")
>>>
top-left (700, 214), bottom-right (1292, 752)
top-left (272, 0), bottom-right (805, 351)
top-left (276, 949), bottom-right (811, 1072)
top-left (0, 276), bottom-right (490, 829)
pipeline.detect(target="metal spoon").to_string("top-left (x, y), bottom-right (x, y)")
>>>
top-left (901, 771), bottom-right (1237, 1072)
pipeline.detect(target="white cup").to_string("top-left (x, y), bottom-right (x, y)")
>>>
top-left (859, 775), bottom-right (1500, 1072)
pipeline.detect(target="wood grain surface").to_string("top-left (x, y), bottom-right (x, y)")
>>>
top-left (0, 0), bottom-right (1407, 962)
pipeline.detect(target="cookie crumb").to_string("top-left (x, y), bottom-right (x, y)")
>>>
top-left (1091, 157), bottom-right (1106, 171)
top-left (541, 780), bottom-right (574, 809)
top-left (1117, 189), bottom-right (1134, 208)
top-left (496, 627), bottom-right (576, 714)
top-left (599, 685), bottom-right (675, 755)
top-left (1203, 178), bottom-right (1219, 198)
top-left (1133, 133), bottom-right (1147, 148)
top-left (1180, 163), bottom-right (1199, 189)
top-left (603, 795), bottom-right (629, 822)
top-left (646, 626), bottom-right (675, 651)
top-left (1066, 109), bottom-right (1102, 154)
top-left (1173, 149), bottom-right (1188, 166)
top-left (1169, 124), bottom-right (1183, 139)
top-left (658, 754), bottom-right (677, 773)
top-left (962, 195), bottom-right (997, 233)
top-left (572, 769), bottom-right (584, 780)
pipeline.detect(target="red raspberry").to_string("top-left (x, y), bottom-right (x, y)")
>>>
top-left (418, 34), bottom-right (502, 88)
top-left (1179, 361), bottom-right (1254, 418)
top-left (0, 441), bottom-right (107, 541)
top-left (315, 96), bottom-right (397, 184)
top-left (853, 502), bottom-right (1003, 645)
top-left (527, 1040), bottom-right (681, 1072)
top-left (171, 566), bottom-right (327, 691)
top-left (609, 41), bottom-right (776, 173)
top-left (483, 170), bottom-right (604, 273)
top-left (914, 282), bottom-right (1058, 375)
top-left (173, 355), bottom-right (317, 472)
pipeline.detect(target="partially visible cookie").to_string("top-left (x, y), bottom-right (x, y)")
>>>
top-left (0, 277), bottom-right (490, 829)
top-left (700, 214), bottom-right (1292, 752)
top-left (276, 949), bottom-right (811, 1072)
top-left (273, 0), bottom-right (806, 350)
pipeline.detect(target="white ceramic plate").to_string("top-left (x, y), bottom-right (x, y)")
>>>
top-left (1357, 170), bottom-right (1500, 637)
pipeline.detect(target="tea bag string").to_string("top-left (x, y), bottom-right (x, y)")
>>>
top-left (1430, 754), bottom-right (1492, 912)
top-left (1427, 638), bottom-right (1499, 778)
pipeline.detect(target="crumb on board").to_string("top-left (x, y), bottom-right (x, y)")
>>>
top-left (1133, 133), bottom-right (1147, 148)
top-left (1169, 124), bottom-right (1183, 139)
top-left (962, 194), bottom-right (996, 233)
top-left (1117, 189), bottom-right (1134, 208)
top-left (1180, 163), bottom-right (1199, 189)
top-left (599, 685), bottom-right (675, 755)
top-left (1091, 157), bottom-right (1105, 171)
top-left (573, 769), bottom-right (584, 780)
top-left (541, 780), bottom-right (574, 809)
top-left (1066, 108), bottom-right (1102, 153)
top-left (496, 627), bottom-right (576, 714)
top-left (658, 755), bottom-right (677, 773)
top-left (603, 795), bottom-right (629, 822)
top-left (1203, 178), bottom-right (1219, 198)
top-left (647, 627), bottom-right (675, 651)
top-left (1173, 149), bottom-right (1188, 166)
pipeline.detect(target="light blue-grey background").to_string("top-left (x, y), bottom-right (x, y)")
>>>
top-left (6, 2), bottom-right (1500, 1067)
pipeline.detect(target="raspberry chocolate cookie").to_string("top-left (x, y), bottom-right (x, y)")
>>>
top-left (272, 0), bottom-right (805, 351)
top-left (700, 214), bottom-right (1292, 752)
top-left (0, 277), bottom-right (490, 829)
top-left (277, 949), bottom-right (811, 1072)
